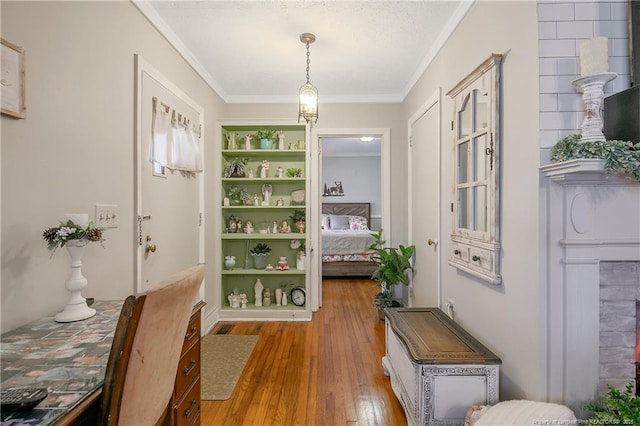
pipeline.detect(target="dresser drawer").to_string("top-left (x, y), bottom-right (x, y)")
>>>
top-left (469, 247), bottom-right (494, 274)
top-left (182, 312), bottom-right (201, 354)
top-left (175, 337), bottom-right (200, 397)
top-left (174, 378), bottom-right (201, 426)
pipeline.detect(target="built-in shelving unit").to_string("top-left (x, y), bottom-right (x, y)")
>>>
top-left (217, 123), bottom-right (311, 321)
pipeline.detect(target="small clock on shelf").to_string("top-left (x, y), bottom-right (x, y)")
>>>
top-left (290, 287), bottom-right (306, 307)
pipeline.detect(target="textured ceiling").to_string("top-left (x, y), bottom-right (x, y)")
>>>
top-left (136, 1), bottom-right (471, 103)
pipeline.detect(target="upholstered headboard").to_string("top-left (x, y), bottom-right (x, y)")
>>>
top-left (322, 202), bottom-right (371, 225)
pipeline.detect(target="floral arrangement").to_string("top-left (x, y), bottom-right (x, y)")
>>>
top-left (43, 220), bottom-right (104, 253)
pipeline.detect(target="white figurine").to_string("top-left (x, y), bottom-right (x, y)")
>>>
top-left (239, 293), bottom-right (247, 309)
top-left (263, 288), bottom-right (272, 306)
top-left (272, 221), bottom-right (279, 234)
top-left (260, 159), bottom-right (269, 178)
top-left (253, 194), bottom-right (260, 207)
top-left (280, 220), bottom-right (291, 233)
top-left (244, 220), bottom-right (254, 234)
top-left (244, 134), bottom-right (253, 150)
top-left (278, 130), bottom-right (285, 150)
top-left (262, 183), bottom-right (272, 206)
top-left (248, 169), bottom-right (254, 179)
top-left (277, 166), bottom-right (284, 178)
top-left (254, 279), bottom-right (264, 307)
top-left (228, 293), bottom-right (240, 309)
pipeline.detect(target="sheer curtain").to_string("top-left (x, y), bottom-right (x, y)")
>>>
top-left (151, 101), bottom-right (202, 173)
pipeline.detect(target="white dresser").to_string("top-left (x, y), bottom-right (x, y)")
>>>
top-left (382, 308), bottom-right (501, 426)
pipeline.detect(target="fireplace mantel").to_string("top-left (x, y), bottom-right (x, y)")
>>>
top-left (540, 159), bottom-right (640, 414)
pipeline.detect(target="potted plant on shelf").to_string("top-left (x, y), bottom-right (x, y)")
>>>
top-left (250, 242), bottom-right (271, 270)
top-left (254, 129), bottom-right (277, 150)
top-left (286, 167), bottom-right (302, 178)
top-left (368, 229), bottom-right (415, 319)
top-left (224, 158), bottom-right (249, 178)
top-left (289, 210), bottom-right (306, 234)
top-left (226, 186), bottom-right (249, 206)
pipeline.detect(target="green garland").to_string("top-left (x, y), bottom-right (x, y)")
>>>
top-left (550, 134), bottom-right (640, 182)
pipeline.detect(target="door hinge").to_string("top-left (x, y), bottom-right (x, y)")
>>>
top-left (137, 215), bottom-right (143, 246)
top-left (451, 121), bottom-right (454, 131)
top-left (199, 213), bottom-right (203, 227)
top-left (451, 203), bottom-right (454, 213)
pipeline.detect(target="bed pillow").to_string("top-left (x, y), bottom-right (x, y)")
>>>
top-left (321, 214), bottom-right (330, 230)
top-left (328, 214), bottom-right (350, 230)
top-left (349, 215), bottom-right (369, 231)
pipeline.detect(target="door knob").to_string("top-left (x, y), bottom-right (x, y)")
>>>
top-left (427, 239), bottom-right (437, 246)
top-left (145, 236), bottom-right (157, 253)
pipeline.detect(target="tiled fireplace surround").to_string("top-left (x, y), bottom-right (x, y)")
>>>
top-left (542, 160), bottom-right (640, 412)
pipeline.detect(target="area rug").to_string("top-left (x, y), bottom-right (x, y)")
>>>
top-left (200, 334), bottom-right (259, 400)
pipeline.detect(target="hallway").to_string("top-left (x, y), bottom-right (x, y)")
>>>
top-left (201, 278), bottom-right (407, 425)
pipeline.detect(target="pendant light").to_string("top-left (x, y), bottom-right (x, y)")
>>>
top-left (298, 33), bottom-right (318, 124)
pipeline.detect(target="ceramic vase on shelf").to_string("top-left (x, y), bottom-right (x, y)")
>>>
top-left (225, 255), bottom-right (236, 270)
top-left (55, 238), bottom-right (96, 323)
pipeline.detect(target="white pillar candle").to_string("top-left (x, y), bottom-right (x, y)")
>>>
top-left (63, 213), bottom-right (89, 228)
top-left (579, 37), bottom-right (609, 77)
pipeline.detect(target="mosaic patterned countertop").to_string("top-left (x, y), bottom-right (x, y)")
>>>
top-left (1, 300), bottom-right (123, 425)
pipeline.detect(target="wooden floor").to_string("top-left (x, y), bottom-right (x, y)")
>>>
top-left (200, 278), bottom-right (407, 426)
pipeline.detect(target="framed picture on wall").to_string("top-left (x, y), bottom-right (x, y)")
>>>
top-left (1, 38), bottom-right (26, 119)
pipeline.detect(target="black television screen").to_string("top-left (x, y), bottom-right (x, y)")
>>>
top-left (604, 86), bottom-right (640, 143)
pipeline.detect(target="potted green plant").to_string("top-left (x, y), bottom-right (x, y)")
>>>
top-left (368, 229), bottom-right (415, 319)
top-left (223, 158), bottom-right (249, 178)
top-left (226, 186), bottom-right (249, 206)
top-left (250, 242), bottom-right (271, 269)
top-left (286, 167), bottom-right (302, 178)
top-left (289, 210), bottom-right (306, 234)
top-left (583, 382), bottom-right (640, 425)
top-left (254, 129), bottom-right (277, 150)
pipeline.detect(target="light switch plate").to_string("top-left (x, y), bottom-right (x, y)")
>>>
top-left (95, 204), bottom-right (118, 228)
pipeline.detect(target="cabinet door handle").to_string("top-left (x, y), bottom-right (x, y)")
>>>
top-left (183, 399), bottom-right (197, 418)
top-left (472, 255), bottom-right (480, 261)
top-left (454, 250), bottom-right (461, 255)
top-left (183, 358), bottom-right (196, 375)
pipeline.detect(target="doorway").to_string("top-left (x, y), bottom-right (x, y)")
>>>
top-left (134, 55), bottom-right (205, 296)
top-left (310, 128), bottom-right (391, 309)
top-left (408, 89), bottom-right (441, 307)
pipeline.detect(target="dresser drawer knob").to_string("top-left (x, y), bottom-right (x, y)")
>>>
top-left (184, 326), bottom-right (198, 341)
top-left (472, 255), bottom-right (480, 261)
top-left (454, 250), bottom-right (461, 255)
top-left (183, 358), bottom-right (196, 375)
top-left (183, 399), bottom-right (197, 418)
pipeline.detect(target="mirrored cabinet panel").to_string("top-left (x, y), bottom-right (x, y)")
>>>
top-left (447, 54), bottom-right (502, 285)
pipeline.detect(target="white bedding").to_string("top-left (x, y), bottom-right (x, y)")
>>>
top-left (322, 230), bottom-right (375, 255)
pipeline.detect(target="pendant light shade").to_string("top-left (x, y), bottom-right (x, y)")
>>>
top-left (298, 33), bottom-right (318, 124)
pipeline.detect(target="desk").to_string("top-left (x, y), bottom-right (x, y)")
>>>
top-left (0, 301), bottom-right (123, 425)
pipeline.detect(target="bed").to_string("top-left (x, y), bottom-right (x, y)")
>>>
top-left (321, 202), bottom-right (378, 277)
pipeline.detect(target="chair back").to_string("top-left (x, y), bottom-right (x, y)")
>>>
top-left (98, 264), bottom-right (205, 426)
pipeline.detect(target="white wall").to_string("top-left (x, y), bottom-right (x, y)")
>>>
top-left (322, 155), bottom-right (382, 230)
top-left (1, 1), bottom-right (224, 332)
top-left (402, 1), bottom-right (543, 401)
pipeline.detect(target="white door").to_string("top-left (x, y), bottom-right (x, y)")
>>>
top-left (408, 90), bottom-right (441, 307)
top-left (135, 55), bottom-right (204, 292)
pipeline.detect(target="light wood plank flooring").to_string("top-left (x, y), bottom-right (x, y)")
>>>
top-left (200, 278), bottom-right (407, 426)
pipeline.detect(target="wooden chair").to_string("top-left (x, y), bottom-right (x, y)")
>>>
top-left (97, 264), bottom-right (205, 426)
